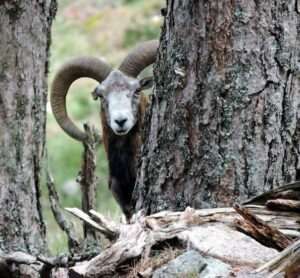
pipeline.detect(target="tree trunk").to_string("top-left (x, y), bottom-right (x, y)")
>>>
top-left (134, 0), bottom-right (300, 214)
top-left (0, 0), bottom-right (56, 254)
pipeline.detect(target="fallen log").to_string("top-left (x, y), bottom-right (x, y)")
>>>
top-left (2, 201), bottom-right (299, 277)
top-left (3, 181), bottom-right (300, 277)
top-left (67, 205), bottom-right (300, 240)
top-left (244, 180), bottom-right (300, 205)
top-left (67, 207), bottom-right (283, 277)
top-left (266, 198), bottom-right (300, 212)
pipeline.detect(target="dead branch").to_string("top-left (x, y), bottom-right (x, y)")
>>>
top-left (254, 238), bottom-right (300, 277)
top-left (266, 198), bottom-right (300, 212)
top-left (77, 123), bottom-right (102, 245)
top-left (68, 208), bottom-right (200, 277)
top-left (45, 150), bottom-right (80, 253)
top-left (234, 204), bottom-right (292, 251)
top-left (244, 180), bottom-right (300, 205)
top-left (46, 123), bottom-right (102, 251)
top-left (89, 209), bottom-right (120, 240)
top-left (66, 207), bottom-right (120, 240)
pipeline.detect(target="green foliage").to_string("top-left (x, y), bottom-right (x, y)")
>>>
top-left (123, 24), bottom-right (159, 49)
top-left (122, 0), bottom-right (141, 6)
top-left (67, 85), bottom-right (98, 120)
top-left (123, 0), bottom-right (134, 3)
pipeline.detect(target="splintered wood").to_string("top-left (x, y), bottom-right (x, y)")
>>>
top-left (66, 204), bottom-right (300, 277)
top-left (254, 238), bottom-right (300, 277)
top-left (1, 200), bottom-right (299, 277)
top-left (233, 204), bottom-right (292, 251)
top-left (4, 182), bottom-right (298, 277)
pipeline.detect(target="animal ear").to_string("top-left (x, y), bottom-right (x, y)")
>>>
top-left (139, 77), bottom-right (153, 90)
top-left (91, 86), bottom-right (104, 100)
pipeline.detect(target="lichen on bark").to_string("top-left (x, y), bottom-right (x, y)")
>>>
top-left (0, 0), bottom-right (57, 254)
top-left (134, 0), bottom-right (300, 214)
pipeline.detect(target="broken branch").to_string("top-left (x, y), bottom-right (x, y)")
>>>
top-left (78, 123), bottom-right (102, 244)
top-left (254, 238), bottom-right (300, 277)
top-left (266, 198), bottom-right (300, 212)
top-left (234, 204), bottom-right (292, 251)
top-left (45, 150), bottom-right (80, 253)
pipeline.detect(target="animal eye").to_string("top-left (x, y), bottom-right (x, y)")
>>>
top-left (91, 88), bottom-right (104, 101)
top-left (133, 89), bottom-right (141, 96)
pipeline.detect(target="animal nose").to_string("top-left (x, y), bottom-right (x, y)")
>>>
top-left (115, 118), bottom-right (127, 127)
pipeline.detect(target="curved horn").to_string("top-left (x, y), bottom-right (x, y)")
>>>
top-left (118, 40), bottom-right (159, 77)
top-left (50, 56), bottom-right (112, 141)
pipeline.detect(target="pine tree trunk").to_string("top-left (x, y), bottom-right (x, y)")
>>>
top-left (0, 0), bottom-right (56, 254)
top-left (134, 0), bottom-right (300, 214)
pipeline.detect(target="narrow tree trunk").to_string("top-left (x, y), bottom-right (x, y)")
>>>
top-left (134, 0), bottom-right (300, 214)
top-left (0, 1), bottom-right (56, 254)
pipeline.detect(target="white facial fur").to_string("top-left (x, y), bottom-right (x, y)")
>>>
top-left (95, 70), bottom-right (141, 135)
top-left (107, 90), bottom-right (136, 134)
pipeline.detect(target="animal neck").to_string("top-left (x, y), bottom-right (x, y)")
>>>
top-left (107, 119), bottom-right (140, 156)
top-left (107, 122), bottom-right (140, 194)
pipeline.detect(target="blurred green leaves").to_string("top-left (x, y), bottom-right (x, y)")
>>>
top-left (123, 24), bottom-right (159, 49)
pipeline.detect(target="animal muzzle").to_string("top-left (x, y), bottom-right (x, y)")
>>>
top-left (110, 114), bottom-right (134, 135)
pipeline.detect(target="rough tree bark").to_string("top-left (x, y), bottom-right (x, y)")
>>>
top-left (0, 1), bottom-right (56, 254)
top-left (134, 0), bottom-right (300, 214)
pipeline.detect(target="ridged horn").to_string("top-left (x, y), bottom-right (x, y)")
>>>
top-left (50, 56), bottom-right (112, 141)
top-left (118, 40), bottom-right (159, 77)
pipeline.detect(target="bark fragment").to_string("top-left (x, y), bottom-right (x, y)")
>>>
top-left (234, 204), bottom-right (292, 251)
